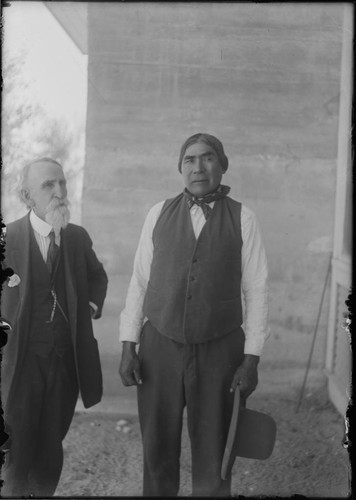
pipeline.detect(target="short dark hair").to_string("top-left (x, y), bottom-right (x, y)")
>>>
top-left (178, 133), bottom-right (229, 173)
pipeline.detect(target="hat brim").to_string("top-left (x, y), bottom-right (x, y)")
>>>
top-left (221, 386), bottom-right (241, 480)
top-left (221, 387), bottom-right (277, 480)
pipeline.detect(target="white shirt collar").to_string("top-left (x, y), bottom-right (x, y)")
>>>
top-left (29, 210), bottom-right (53, 237)
top-left (190, 200), bottom-right (215, 211)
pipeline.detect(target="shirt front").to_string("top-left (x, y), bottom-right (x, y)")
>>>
top-left (119, 198), bottom-right (270, 356)
top-left (29, 210), bottom-right (60, 262)
top-left (29, 210), bottom-right (98, 316)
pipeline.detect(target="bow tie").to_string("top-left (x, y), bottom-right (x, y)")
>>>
top-left (184, 185), bottom-right (231, 219)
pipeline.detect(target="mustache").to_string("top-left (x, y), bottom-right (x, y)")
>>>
top-left (45, 199), bottom-right (71, 232)
top-left (45, 197), bottom-right (69, 213)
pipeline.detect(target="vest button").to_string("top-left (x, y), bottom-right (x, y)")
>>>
top-left (192, 258), bottom-right (198, 263)
top-left (187, 294), bottom-right (192, 300)
top-left (190, 276), bottom-right (196, 281)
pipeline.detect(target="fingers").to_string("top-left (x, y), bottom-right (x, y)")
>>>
top-left (119, 368), bottom-right (141, 386)
top-left (230, 378), bottom-right (247, 395)
top-left (240, 385), bottom-right (253, 399)
top-left (121, 374), bottom-right (138, 387)
top-left (133, 367), bottom-right (143, 385)
top-left (230, 372), bottom-right (241, 392)
top-left (230, 380), bottom-right (239, 393)
top-left (230, 374), bottom-right (257, 398)
top-left (119, 361), bottom-right (143, 386)
top-left (240, 380), bottom-right (258, 399)
top-left (120, 375), bottom-right (134, 387)
top-left (230, 374), bottom-right (249, 392)
top-left (119, 344), bottom-right (143, 386)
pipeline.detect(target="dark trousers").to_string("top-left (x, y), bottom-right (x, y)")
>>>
top-left (137, 321), bottom-right (245, 497)
top-left (2, 348), bottom-right (79, 497)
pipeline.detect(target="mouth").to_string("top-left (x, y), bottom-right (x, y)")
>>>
top-left (55, 197), bottom-right (67, 205)
top-left (192, 179), bottom-right (208, 184)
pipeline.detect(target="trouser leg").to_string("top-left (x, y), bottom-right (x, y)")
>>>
top-left (137, 322), bottom-right (185, 497)
top-left (2, 352), bottom-right (40, 497)
top-left (28, 349), bottom-right (78, 496)
top-left (2, 349), bottom-right (78, 497)
top-left (185, 328), bottom-right (245, 497)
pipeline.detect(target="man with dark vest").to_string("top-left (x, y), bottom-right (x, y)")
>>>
top-left (119, 133), bottom-right (269, 497)
top-left (1, 157), bottom-right (108, 496)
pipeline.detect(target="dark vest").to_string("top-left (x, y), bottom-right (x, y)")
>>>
top-left (143, 194), bottom-right (243, 343)
top-left (28, 228), bottom-right (72, 357)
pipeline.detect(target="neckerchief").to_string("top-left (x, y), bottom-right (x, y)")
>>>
top-left (184, 184), bottom-right (231, 220)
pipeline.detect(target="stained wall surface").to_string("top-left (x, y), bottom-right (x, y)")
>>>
top-left (82, 3), bottom-right (343, 385)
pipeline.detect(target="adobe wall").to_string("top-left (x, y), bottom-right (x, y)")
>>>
top-left (83, 4), bottom-right (343, 382)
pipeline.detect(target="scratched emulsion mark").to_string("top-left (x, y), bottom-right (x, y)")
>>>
top-left (341, 293), bottom-right (352, 456)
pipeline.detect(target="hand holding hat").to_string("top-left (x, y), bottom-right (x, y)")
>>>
top-left (230, 354), bottom-right (259, 399)
top-left (221, 386), bottom-right (277, 480)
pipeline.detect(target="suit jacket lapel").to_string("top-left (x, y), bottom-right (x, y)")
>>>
top-left (61, 228), bottom-right (78, 343)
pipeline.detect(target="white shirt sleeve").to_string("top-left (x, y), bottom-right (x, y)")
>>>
top-left (119, 201), bottom-right (164, 343)
top-left (240, 205), bottom-right (270, 356)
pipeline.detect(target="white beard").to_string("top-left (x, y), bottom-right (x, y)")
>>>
top-left (45, 199), bottom-right (71, 237)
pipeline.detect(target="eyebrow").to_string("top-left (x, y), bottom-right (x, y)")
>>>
top-left (41, 178), bottom-right (66, 187)
top-left (183, 152), bottom-right (216, 160)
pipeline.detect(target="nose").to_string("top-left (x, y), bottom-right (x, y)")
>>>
top-left (54, 182), bottom-right (66, 199)
top-left (193, 157), bottom-right (205, 173)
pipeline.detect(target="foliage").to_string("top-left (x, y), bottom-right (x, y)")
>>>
top-left (1, 49), bottom-right (85, 223)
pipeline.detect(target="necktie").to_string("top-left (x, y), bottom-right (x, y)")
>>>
top-left (46, 231), bottom-right (59, 275)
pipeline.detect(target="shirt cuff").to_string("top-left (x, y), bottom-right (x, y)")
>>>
top-left (119, 314), bottom-right (145, 344)
top-left (243, 328), bottom-right (270, 357)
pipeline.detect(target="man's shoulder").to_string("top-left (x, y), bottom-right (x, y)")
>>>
top-left (65, 222), bottom-right (85, 232)
top-left (147, 199), bottom-right (169, 217)
top-left (226, 197), bottom-right (255, 216)
top-left (224, 196), bottom-right (243, 216)
top-left (226, 196), bottom-right (241, 207)
top-left (5, 214), bottom-right (29, 236)
top-left (156, 193), bottom-right (183, 207)
top-left (63, 222), bottom-right (90, 240)
top-left (225, 198), bottom-right (258, 226)
top-left (144, 196), bottom-right (182, 231)
top-left (165, 192), bottom-right (183, 203)
top-left (240, 203), bottom-right (257, 220)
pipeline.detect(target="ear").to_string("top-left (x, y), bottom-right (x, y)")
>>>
top-left (20, 189), bottom-right (34, 207)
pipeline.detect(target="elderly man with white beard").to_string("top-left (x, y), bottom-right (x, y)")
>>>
top-left (1, 158), bottom-right (108, 496)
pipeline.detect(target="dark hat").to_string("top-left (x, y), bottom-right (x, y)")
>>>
top-left (178, 133), bottom-right (229, 173)
top-left (221, 387), bottom-right (277, 480)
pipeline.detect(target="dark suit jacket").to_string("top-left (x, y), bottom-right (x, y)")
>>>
top-left (1, 213), bottom-right (108, 412)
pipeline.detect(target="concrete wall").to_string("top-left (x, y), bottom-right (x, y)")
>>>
top-left (82, 3), bottom-right (343, 395)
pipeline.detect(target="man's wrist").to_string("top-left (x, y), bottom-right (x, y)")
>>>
top-left (122, 341), bottom-right (137, 354)
top-left (242, 354), bottom-right (260, 367)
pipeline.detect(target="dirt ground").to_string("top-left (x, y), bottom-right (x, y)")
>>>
top-left (55, 324), bottom-right (351, 498)
top-left (56, 377), bottom-right (350, 498)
